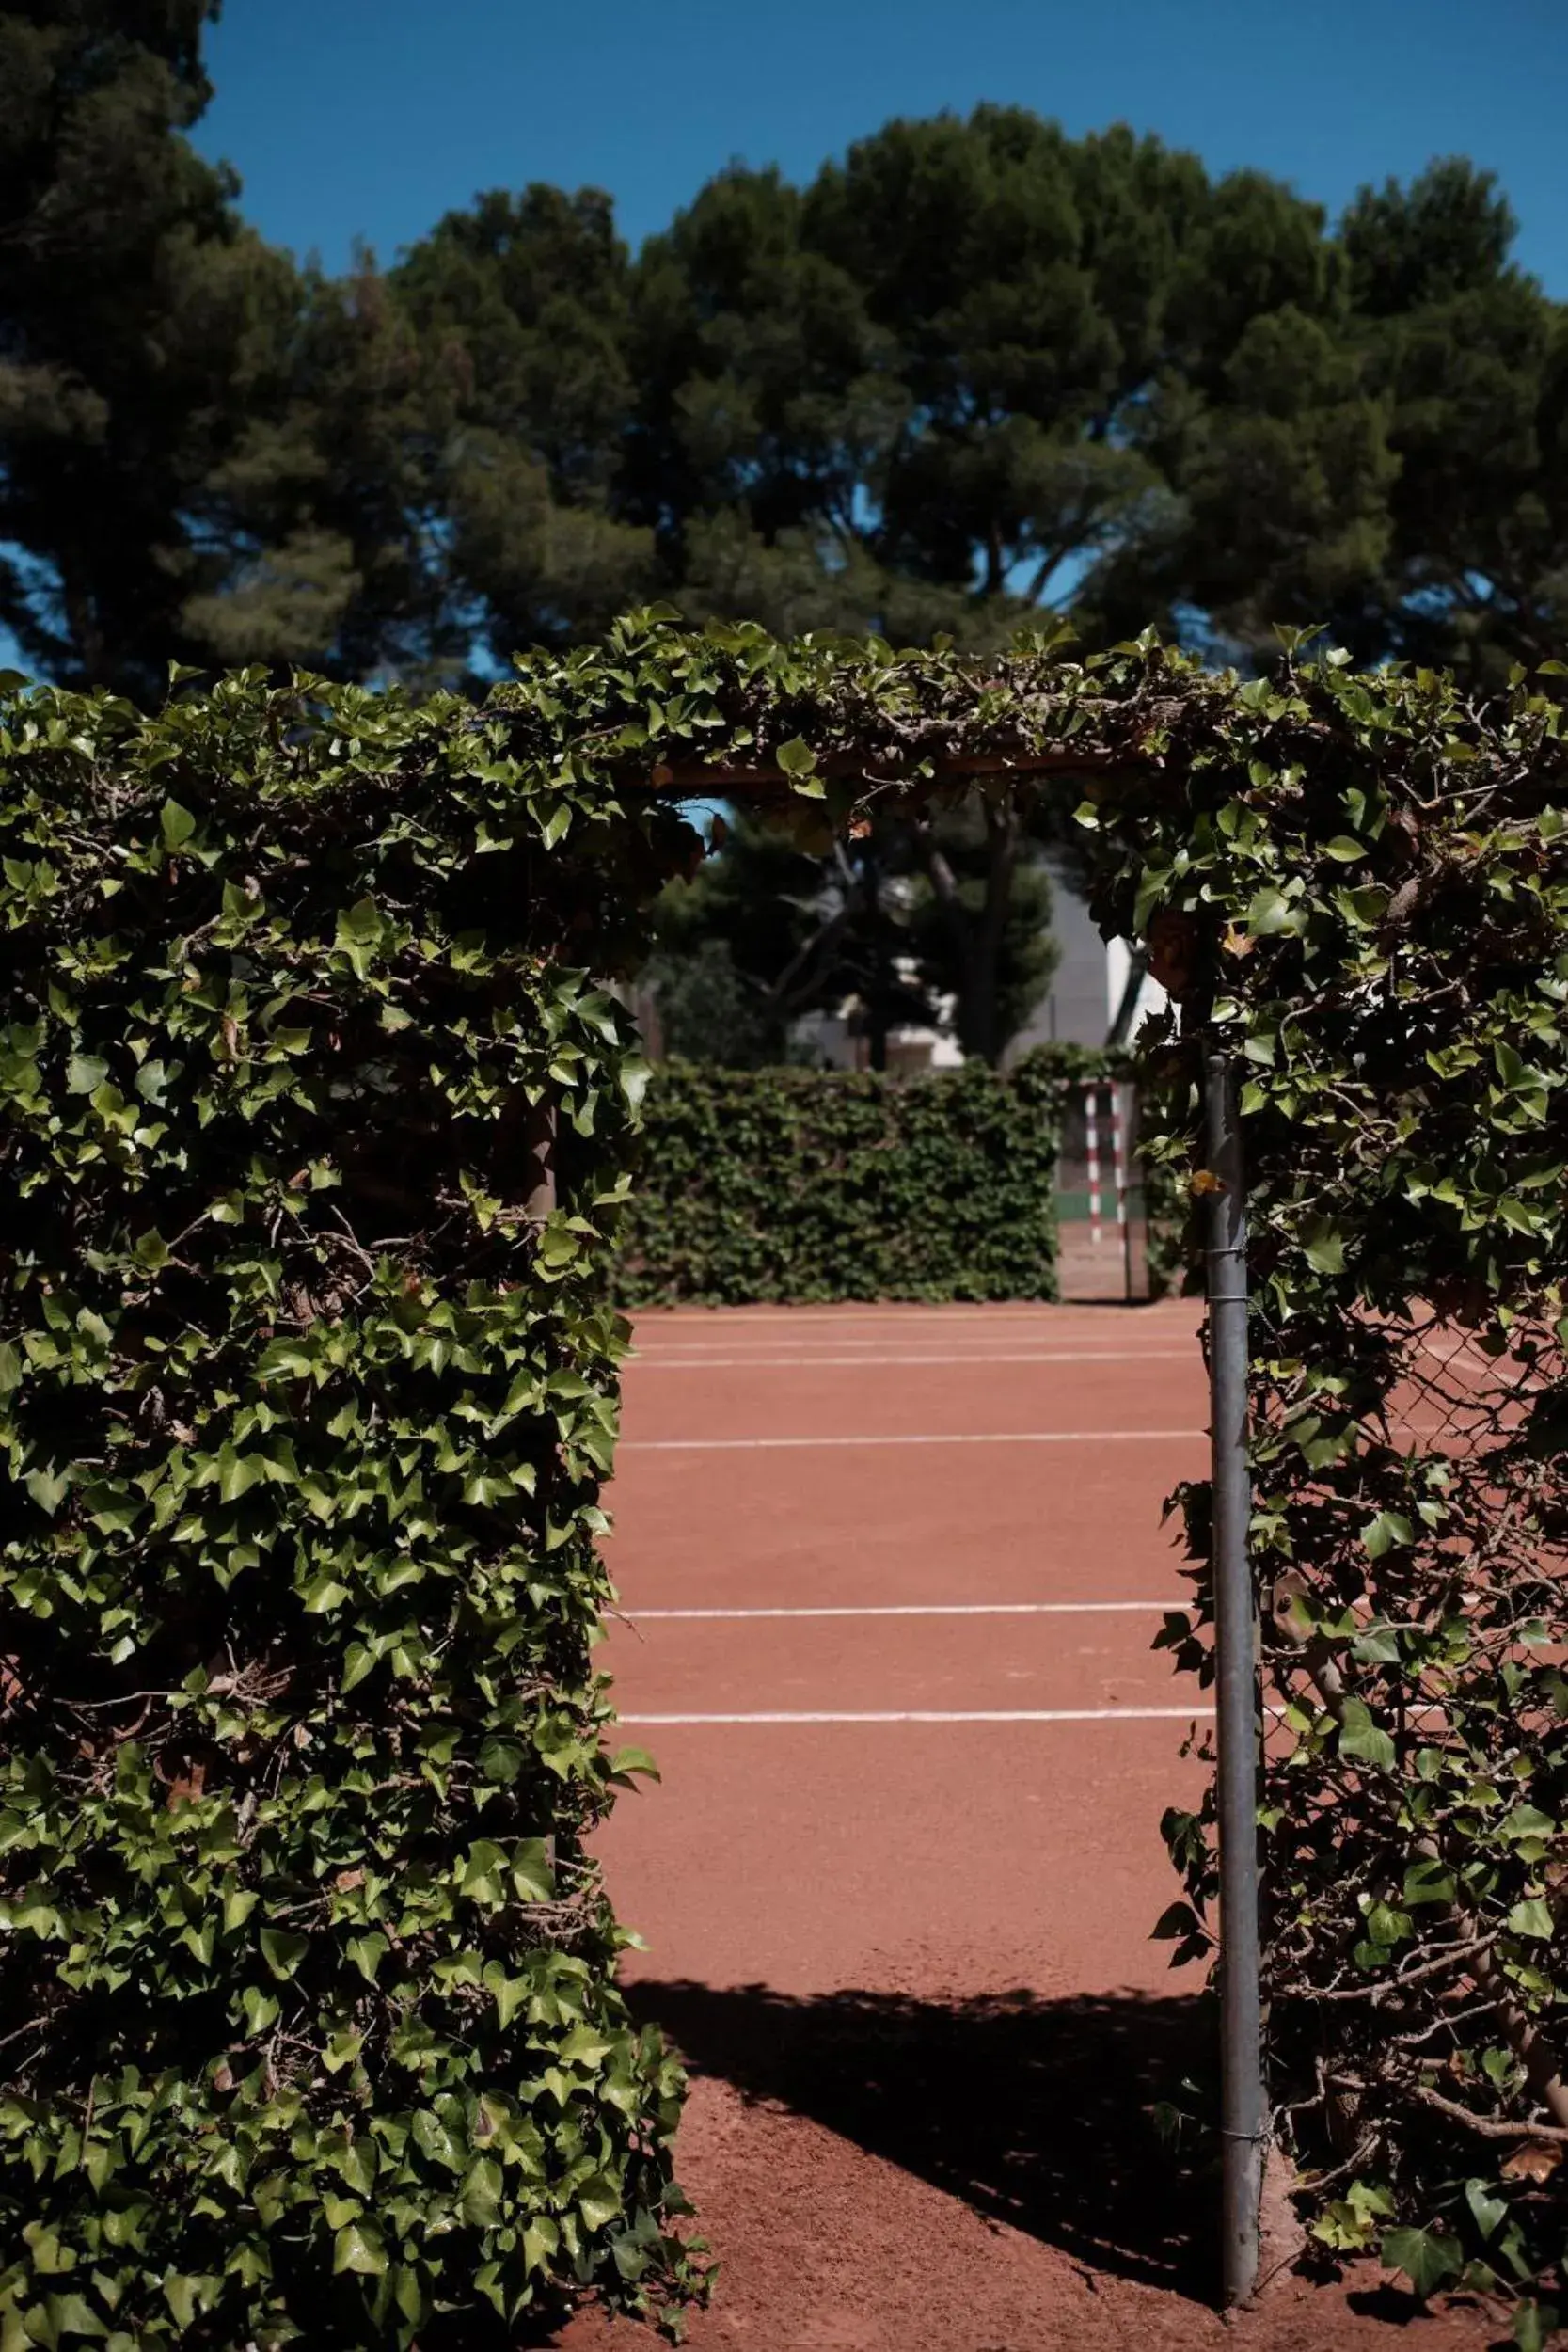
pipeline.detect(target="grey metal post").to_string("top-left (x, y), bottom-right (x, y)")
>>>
top-left (1205, 1049), bottom-right (1264, 2307)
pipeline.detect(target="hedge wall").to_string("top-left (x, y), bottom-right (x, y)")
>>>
top-left (0, 671), bottom-right (705, 2349)
top-left (3, 612), bottom-right (1564, 2345)
top-left (1085, 647), bottom-right (1568, 2329)
top-left (614, 1053), bottom-right (1070, 1306)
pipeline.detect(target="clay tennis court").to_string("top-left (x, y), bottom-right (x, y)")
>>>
top-left (564, 1302), bottom-right (1493, 2352)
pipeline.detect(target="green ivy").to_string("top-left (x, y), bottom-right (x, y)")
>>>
top-left (1086, 640), bottom-right (1568, 2320)
top-left (1, 612), bottom-right (1564, 2343)
top-left (616, 1054), bottom-right (1072, 1306)
top-left (0, 665), bottom-right (705, 2347)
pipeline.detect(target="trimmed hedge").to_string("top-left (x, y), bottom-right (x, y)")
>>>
top-left (615, 1053), bottom-right (1072, 1305)
top-left (3, 610), bottom-right (1563, 2344)
top-left (0, 671), bottom-right (705, 2349)
top-left (1086, 645), bottom-right (1568, 2323)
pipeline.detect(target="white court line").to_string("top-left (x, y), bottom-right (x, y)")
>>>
top-left (637, 1314), bottom-right (1187, 1334)
top-left (622, 1428), bottom-right (1204, 1452)
top-left (640, 1311), bottom-right (1184, 1329)
top-left (629, 1349), bottom-right (1197, 1371)
top-left (617, 1707), bottom-right (1212, 1725)
top-left (628, 1600), bottom-right (1180, 1620)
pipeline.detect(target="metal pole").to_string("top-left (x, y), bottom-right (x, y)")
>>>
top-left (1205, 1049), bottom-right (1264, 2308)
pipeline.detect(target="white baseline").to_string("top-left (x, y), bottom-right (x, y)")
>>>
top-left (628, 1348), bottom-right (1197, 1371)
top-left (621, 1427), bottom-right (1204, 1452)
top-left (616, 1707), bottom-right (1212, 1725)
top-left (626, 1600), bottom-right (1180, 1620)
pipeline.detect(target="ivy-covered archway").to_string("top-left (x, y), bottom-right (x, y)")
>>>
top-left (0, 616), bottom-right (1563, 2346)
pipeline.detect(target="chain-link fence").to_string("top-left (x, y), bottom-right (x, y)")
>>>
top-left (1256, 1294), bottom-right (1568, 2172)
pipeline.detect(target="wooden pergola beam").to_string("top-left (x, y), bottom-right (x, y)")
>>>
top-left (635, 745), bottom-right (1153, 798)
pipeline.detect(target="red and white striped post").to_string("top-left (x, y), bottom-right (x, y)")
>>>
top-left (1085, 1084), bottom-right (1101, 1246)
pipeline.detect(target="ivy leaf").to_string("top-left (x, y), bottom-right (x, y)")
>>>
top-left (576, 2173), bottom-right (623, 2233)
top-left (239, 1987), bottom-right (278, 2036)
top-left (461, 2156), bottom-right (504, 2228)
top-left (483, 1963), bottom-right (528, 2029)
top-left (412, 2109), bottom-right (464, 2173)
top-left (479, 1737), bottom-right (523, 1785)
top-left (1507, 1899), bottom-right (1554, 1939)
top-left (1363, 1511), bottom-right (1414, 1558)
top-left (1338, 1698), bottom-right (1397, 1773)
top-left (1402, 1857), bottom-right (1456, 1907)
top-left (43, 2290), bottom-right (111, 2335)
top-left (347, 1932), bottom-right (388, 1983)
top-left (1382, 2225), bottom-right (1464, 2297)
top-left (258, 1928), bottom-right (309, 1980)
top-left (66, 1051), bottom-right (108, 1095)
top-left (512, 1840), bottom-right (555, 1902)
top-left (1514, 2300), bottom-right (1560, 2352)
top-left (24, 1465), bottom-right (70, 1513)
top-left (1464, 2179), bottom-right (1508, 2242)
top-left (1367, 1902), bottom-right (1413, 1945)
top-left (560, 2022), bottom-right (614, 2068)
top-left (1300, 1217), bottom-right (1347, 1274)
top-left (776, 738), bottom-right (826, 797)
top-left (460, 1840), bottom-right (511, 1907)
top-left (1244, 886), bottom-right (1300, 937)
top-left (333, 2222), bottom-right (388, 2277)
top-left (522, 2217), bottom-right (560, 2273)
top-left (160, 799), bottom-right (198, 853)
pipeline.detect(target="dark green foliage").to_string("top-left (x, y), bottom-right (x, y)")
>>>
top-left (646, 799), bottom-right (1059, 1071)
top-left (0, 1), bottom-right (298, 693)
top-left (5, 19), bottom-right (1567, 701)
top-left (648, 808), bottom-right (847, 1067)
top-left (389, 187), bottom-right (657, 659)
top-left (1, 608), bottom-right (1564, 2339)
top-left (615, 1056), bottom-right (1069, 1306)
top-left (641, 939), bottom-right (792, 1070)
top-left (0, 660), bottom-right (706, 2346)
top-left (185, 257), bottom-right (472, 687)
top-left (1083, 637), bottom-right (1568, 2315)
top-left (1120, 157), bottom-right (1568, 683)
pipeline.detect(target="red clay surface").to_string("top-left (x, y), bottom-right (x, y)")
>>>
top-left (561, 1302), bottom-right (1497, 2352)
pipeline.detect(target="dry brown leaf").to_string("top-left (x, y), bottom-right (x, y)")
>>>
top-left (1147, 908), bottom-right (1200, 997)
top-left (1269, 1573), bottom-right (1314, 1646)
top-left (1502, 2140), bottom-right (1562, 2183)
top-left (1190, 1168), bottom-right (1226, 1197)
top-left (1222, 924), bottom-right (1256, 958)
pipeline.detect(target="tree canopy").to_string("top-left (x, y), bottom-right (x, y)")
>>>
top-left (2, 13), bottom-right (1562, 1057)
top-left (2, 21), bottom-right (1562, 695)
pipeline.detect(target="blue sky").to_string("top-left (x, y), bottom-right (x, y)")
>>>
top-left (198, 0), bottom-right (1568, 290)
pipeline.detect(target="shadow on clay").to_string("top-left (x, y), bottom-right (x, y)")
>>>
top-left (625, 1979), bottom-right (1220, 2304)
